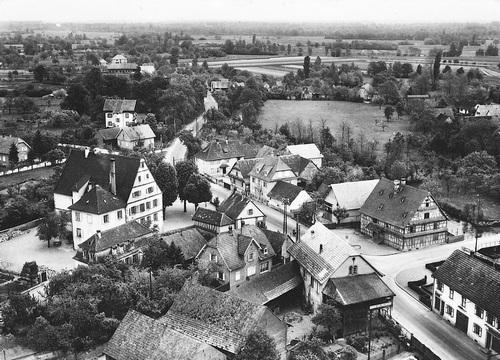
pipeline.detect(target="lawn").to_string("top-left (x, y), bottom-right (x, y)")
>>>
top-left (258, 100), bottom-right (411, 154)
top-left (0, 166), bottom-right (55, 191)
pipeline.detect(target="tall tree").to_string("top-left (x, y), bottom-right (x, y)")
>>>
top-left (36, 213), bottom-right (65, 248)
top-left (311, 302), bottom-right (343, 341)
top-left (384, 105), bottom-right (395, 121)
top-left (235, 329), bottom-right (280, 360)
top-left (175, 161), bottom-right (198, 212)
top-left (153, 162), bottom-right (178, 219)
top-left (184, 173), bottom-right (212, 209)
top-left (8, 142), bottom-right (19, 165)
top-left (303, 56), bottom-right (310, 78)
top-left (433, 51), bottom-right (442, 89)
top-left (61, 83), bottom-right (90, 115)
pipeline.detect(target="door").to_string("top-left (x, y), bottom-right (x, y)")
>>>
top-left (455, 310), bottom-right (469, 334)
top-left (434, 295), bottom-right (441, 312)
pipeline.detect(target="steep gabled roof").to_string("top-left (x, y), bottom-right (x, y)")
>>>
top-left (267, 180), bottom-right (303, 202)
top-left (103, 98), bottom-right (136, 112)
top-left (360, 178), bottom-right (445, 228)
top-left (160, 283), bottom-right (268, 354)
top-left (237, 234), bottom-right (256, 256)
top-left (104, 309), bottom-right (223, 360)
top-left (325, 179), bottom-right (380, 210)
top-left (287, 222), bottom-right (359, 283)
top-left (160, 227), bottom-right (210, 261)
top-left (192, 207), bottom-right (234, 227)
top-left (54, 149), bottom-right (141, 203)
top-left (217, 192), bottom-right (262, 220)
top-left (249, 156), bottom-right (293, 182)
top-left (229, 158), bottom-right (261, 180)
top-left (261, 229), bottom-right (288, 255)
top-left (79, 221), bottom-right (153, 253)
top-left (286, 143), bottom-right (323, 160)
top-left (194, 140), bottom-right (259, 161)
top-left (280, 154), bottom-right (316, 176)
top-left (69, 184), bottom-right (125, 214)
top-left (119, 124), bottom-right (156, 141)
top-left (97, 127), bottom-right (121, 140)
top-left (433, 250), bottom-right (500, 318)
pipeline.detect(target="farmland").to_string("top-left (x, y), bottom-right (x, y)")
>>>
top-left (258, 100), bottom-right (411, 153)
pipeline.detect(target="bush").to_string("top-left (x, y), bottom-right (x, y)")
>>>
top-left (346, 335), bottom-right (369, 353)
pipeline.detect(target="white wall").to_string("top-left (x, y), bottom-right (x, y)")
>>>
top-left (72, 209), bottom-right (126, 249)
top-left (105, 112), bottom-right (135, 128)
top-left (54, 193), bottom-right (73, 212)
top-left (333, 256), bottom-right (374, 277)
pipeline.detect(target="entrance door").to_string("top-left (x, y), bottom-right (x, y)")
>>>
top-left (455, 310), bottom-right (469, 334)
top-left (440, 300), bottom-right (445, 316)
top-left (487, 331), bottom-right (500, 353)
top-left (434, 295), bottom-right (441, 312)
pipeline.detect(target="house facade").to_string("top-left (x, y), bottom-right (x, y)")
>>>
top-left (227, 158), bottom-right (260, 194)
top-left (217, 192), bottom-right (266, 228)
top-left (103, 99), bottom-right (137, 128)
top-left (432, 250), bottom-right (500, 353)
top-left (286, 144), bottom-right (323, 168)
top-left (192, 207), bottom-right (234, 234)
top-left (54, 149), bottom-right (163, 249)
top-left (360, 178), bottom-right (448, 250)
top-left (267, 180), bottom-right (313, 214)
top-left (116, 124), bottom-right (155, 150)
top-left (0, 135), bottom-right (31, 165)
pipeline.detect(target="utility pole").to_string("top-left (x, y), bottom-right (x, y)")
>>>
top-left (282, 197), bottom-right (290, 234)
top-left (474, 194), bottom-right (482, 253)
top-left (367, 309), bottom-right (372, 360)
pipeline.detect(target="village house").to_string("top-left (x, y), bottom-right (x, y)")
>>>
top-left (192, 207), bottom-right (234, 234)
top-left (286, 143), bottom-right (324, 168)
top-left (217, 191), bottom-right (266, 229)
top-left (54, 149), bottom-right (163, 249)
top-left (267, 180), bottom-right (313, 214)
top-left (159, 282), bottom-right (288, 359)
top-left (288, 223), bottom-right (394, 336)
top-left (359, 178), bottom-right (448, 251)
top-left (0, 135), bottom-right (31, 166)
top-left (196, 225), bottom-right (278, 288)
top-left (106, 54), bottom-right (139, 75)
top-left (227, 158), bottom-right (261, 194)
top-left (96, 124), bottom-right (155, 150)
top-left (474, 104), bottom-right (500, 117)
top-left (461, 45), bottom-right (482, 57)
top-left (104, 309), bottom-right (227, 360)
top-left (78, 221), bottom-right (154, 264)
top-left (323, 179), bottom-right (380, 223)
top-left (249, 155), bottom-right (318, 202)
top-left (432, 249), bottom-right (500, 353)
top-left (103, 99), bottom-right (137, 128)
top-left (159, 226), bottom-right (212, 263)
top-left (210, 78), bottom-right (230, 91)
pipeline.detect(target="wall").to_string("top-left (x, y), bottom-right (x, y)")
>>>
top-left (105, 112), bottom-right (135, 128)
top-left (260, 309), bottom-right (288, 360)
top-left (54, 193), bottom-right (73, 212)
top-left (332, 256), bottom-right (374, 278)
top-left (196, 158), bottom-right (239, 177)
top-left (72, 209), bottom-right (126, 249)
top-left (290, 191), bottom-right (313, 212)
top-left (234, 202), bottom-right (266, 228)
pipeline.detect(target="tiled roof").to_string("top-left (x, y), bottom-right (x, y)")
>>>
top-left (249, 154), bottom-right (314, 182)
top-left (261, 229), bottom-right (288, 255)
top-left (217, 192), bottom-right (262, 220)
top-left (288, 222), bottom-right (358, 283)
top-left (433, 250), bottom-right (500, 318)
top-left (323, 273), bottom-right (395, 306)
top-left (97, 127), bottom-right (121, 140)
top-left (79, 221), bottom-right (153, 252)
top-left (161, 283), bottom-right (267, 354)
top-left (237, 234), bottom-right (254, 256)
top-left (104, 309), bottom-right (222, 360)
top-left (280, 154), bottom-right (316, 176)
top-left (194, 140), bottom-right (260, 161)
top-left (192, 207), bottom-right (234, 227)
top-left (255, 145), bottom-right (280, 158)
top-left (68, 184), bottom-right (125, 214)
top-left (54, 149), bottom-right (140, 204)
top-left (108, 63), bottom-right (139, 71)
top-left (103, 98), bottom-right (136, 112)
top-left (160, 227), bottom-right (209, 261)
top-left (229, 158), bottom-right (261, 180)
top-left (325, 179), bottom-right (380, 210)
top-left (119, 124), bottom-right (156, 141)
top-left (229, 261), bottom-right (302, 304)
top-left (267, 180), bottom-right (303, 202)
top-left (360, 178), bottom-right (444, 228)
top-left (286, 143), bottom-right (323, 159)
top-left (0, 136), bottom-right (30, 155)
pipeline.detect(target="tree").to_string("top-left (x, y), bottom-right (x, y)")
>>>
top-left (378, 80), bottom-right (400, 105)
top-left (235, 329), bottom-right (280, 360)
top-left (8, 142), bottom-right (19, 166)
top-left (61, 83), bottom-right (90, 115)
top-left (384, 106), bottom-right (395, 122)
top-left (175, 161), bottom-right (198, 212)
top-left (388, 160), bottom-right (409, 180)
top-left (433, 51), bottom-right (442, 89)
top-left (153, 162), bottom-right (178, 219)
top-left (33, 64), bottom-right (48, 82)
top-left (170, 46), bottom-right (180, 65)
top-left (37, 213), bottom-right (66, 247)
top-left (312, 302), bottom-right (343, 341)
top-left (314, 56), bottom-right (322, 71)
top-left (395, 102), bottom-right (404, 119)
top-left (332, 207), bottom-right (348, 224)
top-left (303, 56), bottom-right (310, 78)
top-left (21, 261), bottom-right (39, 285)
top-left (178, 130), bottom-right (202, 158)
top-left (367, 61), bottom-right (387, 77)
top-left (457, 151), bottom-right (497, 193)
top-left (46, 148), bottom-right (65, 165)
top-left (141, 237), bottom-right (185, 271)
top-left (184, 173), bottom-right (212, 209)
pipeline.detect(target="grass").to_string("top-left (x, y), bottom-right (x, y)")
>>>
top-left (0, 166), bottom-right (55, 191)
top-left (258, 100), bottom-right (411, 154)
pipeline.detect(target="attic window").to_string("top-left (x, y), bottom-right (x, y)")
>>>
top-left (401, 197), bottom-right (406, 203)
top-left (378, 190), bottom-right (384, 196)
top-left (378, 204), bottom-right (384, 210)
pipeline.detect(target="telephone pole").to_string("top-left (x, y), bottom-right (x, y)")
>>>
top-left (282, 197), bottom-right (290, 234)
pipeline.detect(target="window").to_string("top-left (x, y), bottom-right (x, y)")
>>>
top-left (461, 296), bottom-right (467, 308)
top-left (310, 276), bottom-right (314, 288)
top-left (218, 272), bottom-right (225, 281)
top-left (424, 213), bottom-right (430, 219)
top-left (263, 246), bottom-right (268, 255)
top-left (146, 173), bottom-right (149, 179)
top-left (147, 186), bottom-right (154, 193)
top-left (140, 204), bottom-right (145, 212)
top-left (107, 113), bottom-right (112, 118)
top-left (75, 212), bottom-right (81, 222)
top-left (117, 210), bottom-right (123, 220)
top-left (87, 214), bottom-right (92, 224)
top-left (247, 266), bottom-right (256, 276)
top-left (133, 191), bottom-right (141, 198)
top-left (248, 208), bottom-right (253, 215)
top-left (446, 305), bottom-right (454, 316)
top-left (153, 199), bottom-right (158, 207)
top-left (486, 313), bottom-right (496, 326)
top-left (248, 252), bottom-right (254, 261)
top-left (349, 265), bottom-right (358, 275)
top-left (153, 213), bottom-right (158, 221)
top-left (473, 323), bottom-right (482, 336)
top-left (449, 289), bottom-right (454, 300)
top-left (76, 228), bottom-right (82, 238)
top-left (141, 162), bottom-right (145, 168)
top-left (146, 202), bottom-right (151, 210)
top-left (476, 306), bottom-right (484, 319)
top-left (138, 176), bottom-right (141, 182)
top-left (260, 261), bottom-right (270, 273)
top-left (131, 206), bottom-right (137, 215)
top-left (103, 214), bottom-right (109, 223)
top-left (210, 253), bottom-right (217, 262)
top-left (235, 271), bottom-right (241, 281)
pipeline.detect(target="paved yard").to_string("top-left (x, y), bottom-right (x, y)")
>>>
top-left (0, 229), bottom-right (79, 273)
top-left (162, 198), bottom-right (215, 233)
top-left (331, 228), bottom-right (399, 256)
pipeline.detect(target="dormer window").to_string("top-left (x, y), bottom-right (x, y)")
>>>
top-left (263, 247), bottom-right (268, 255)
top-left (248, 208), bottom-right (253, 215)
top-left (210, 253), bottom-right (217, 262)
top-left (248, 252), bottom-right (254, 261)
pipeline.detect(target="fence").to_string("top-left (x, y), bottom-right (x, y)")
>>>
top-left (0, 159), bottom-right (65, 178)
top-left (0, 218), bottom-right (42, 243)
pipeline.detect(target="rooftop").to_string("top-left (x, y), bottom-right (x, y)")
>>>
top-left (267, 180), bottom-right (304, 202)
top-left (192, 207), bottom-right (234, 227)
top-left (68, 184), bottom-right (125, 215)
top-left (119, 124), bottom-right (156, 140)
top-left (286, 143), bottom-right (323, 159)
top-left (217, 192), bottom-right (262, 220)
top-left (194, 140), bottom-right (260, 161)
top-left (103, 98), bottom-right (136, 112)
top-left (325, 179), bottom-right (380, 210)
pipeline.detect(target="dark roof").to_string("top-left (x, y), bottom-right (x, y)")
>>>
top-left (161, 227), bottom-right (209, 260)
top-left (103, 98), bottom-right (136, 112)
top-left (97, 127), bottom-right (121, 140)
top-left (192, 207), bottom-right (233, 227)
top-left (68, 184), bottom-right (125, 214)
top-left (323, 273), bottom-right (395, 306)
top-left (280, 154), bottom-right (315, 176)
top-left (229, 261), bottom-right (302, 304)
top-left (267, 180), bottom-right (303, 202)
top-left (433, 250), bottom-right (500, 317)
top-left (104, 309), bottom-right (221, 360)
top-left (360, 178), bottom-right (445, 228)
top-left (249, 155), bottom-right (313, 182)
top-left (79, 221), bottom-right (153, 252)
top-left (194, 140), bottom-right (259, 161)
top-left (217, 192), bottom-right (262, 220)
top-left (107, 63), bottom-right (139, 71)
top-left (237, 234), bottom-right (254, 256)
top-left (160, 282), bottom-right (268, 354)
top-left (54, 149), bottom-right (140, 204)
top-left (229, 158), bottom-right (261, 180)
top-left (255, 145), bottom-right (279, 158)
top-left (261, 229), bottom-right (288, 255)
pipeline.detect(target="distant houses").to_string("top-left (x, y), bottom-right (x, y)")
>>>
top-left (103, 99), bottom-right (137, 128)
top-left (286, 143), bottom-right (323, 168)
top-left (97, 124), bottom-right (156, 150)
top-left (0, 135), bottom-right (31, 166)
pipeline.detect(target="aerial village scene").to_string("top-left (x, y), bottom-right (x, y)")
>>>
top-left (0, 0), bottom-right (499, 359)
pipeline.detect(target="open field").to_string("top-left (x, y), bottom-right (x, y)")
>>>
top-left (0, 166), bottom-right (55, 191)
top-left (258, 100), bottom-right (411, 154)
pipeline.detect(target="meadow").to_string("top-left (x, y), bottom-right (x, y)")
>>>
top-left (258, 100), bottom-right (411, 153)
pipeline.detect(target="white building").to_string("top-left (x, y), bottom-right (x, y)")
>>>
top-left (103, 99), bottom-right (137, 128)
top-left (140, 62), bottom-right (155, 75)
top-left (111, 54), bottom-right (128, 64)
top-left (54, 149), bottom-right (163, 249)
top-left (432, 249), bottom-right (500, 353)
top-left (116, 124), bottom-right (156, 150)
top-left (286, 144), bottom-right (323, 168)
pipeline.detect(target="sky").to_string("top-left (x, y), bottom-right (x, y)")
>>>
top-left (1, 0), bottom-right (500, 23)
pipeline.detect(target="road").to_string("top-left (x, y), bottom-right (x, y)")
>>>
top-left (162, 92), bottom-right (217, 164)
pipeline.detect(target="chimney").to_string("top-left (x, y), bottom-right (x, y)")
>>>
top-left (109, 158), bottom-right (116, 195)
top-left (319, 244), bottom-right (323, 254)
top-left (87, 181), bottom-right (93, 192)
top-left (240, 220), bottom-right (245, 234)
top-left (228, 226), bottom-right (233, 235)
top-left (96, 230), bottom-right (101, 238)
top-left (84, 147), bottom-right (90, 158)
top-left (393, 179), bottom-right (401, 192)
